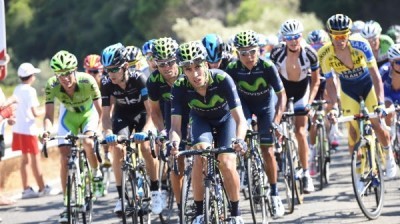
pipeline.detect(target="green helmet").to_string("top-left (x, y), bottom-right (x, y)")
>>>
top-left (50, 50), bottom-right (78, 74)
top-left (176, 41), bottom-right (207, 66)
top-left (151, 37), bottom-right (179, 60)
top-left (234, 30), bottom-right (259, 48)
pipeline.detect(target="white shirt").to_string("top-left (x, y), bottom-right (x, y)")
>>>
top-left (12, 84), bottom-right (39, 135)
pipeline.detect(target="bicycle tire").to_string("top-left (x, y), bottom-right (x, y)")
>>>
top-left (159, 160), bottom-right (175, 224)
top-left (246, 152), bottom-right (268, 224)
top-left (81, 159), bottom-right (93, 224)
top-left (316, 125), bottom-right (326, 190)
top-left (138, 166), bottom-right (151, 224)
top-left (351, 144), bottom-right (385, 220)
top-left (204, 181), bottom-right (220, 224)
top-left (180, 161), bottom-right (194, 224)
top-left (121, 170), bottom-right (137, 224)
top-left (291, 139), bottom-right (304, 205)
top-left (66, 174), bottom-right (79, 224)
top-left (281, 141), bottom-right (295, 214)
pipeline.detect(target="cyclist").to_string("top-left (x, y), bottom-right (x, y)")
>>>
top-left (379, 44), bottom-right (400, 139)
top-left (83, 54), bottom-right (112, 170)
top-left (100, 43), bottom-right (164, 215)
top-left (319, 14), bottom-right (397, 180)
top-left (270, 19), bottom-right (320, 193)
top-left (225, 30), bottom-right (286, 217)
top-left (361, 20), bottom-right (394, 68)
top-left (42, 50), bottom-right (103, 223)
top-left (125, 45), bottom-right (150, 77)
top-left (202, 33), bottom-right (233, 70)
top-left (169, 41), bottom-right (248, 224)
top-left (146, 37), bottom-right (189, 212)
top-left (83, 54), bottom-right (103, 86)
top-left (351, 20), bottom-right (365, 36)
top-left (142, 39), bottom-right (158, 75)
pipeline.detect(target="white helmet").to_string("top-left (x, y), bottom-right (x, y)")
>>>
top-left (280, 19), bottom-right (304, 36)
top-left (351, 20), bottom-right (365, 33)
top-left (388, 44), bottom-right (400, 61)
top-left (361, 20), bottom-right (382, 39)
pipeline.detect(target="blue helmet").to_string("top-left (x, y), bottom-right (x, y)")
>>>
top-left (142, 39), bottom-right (156, 55)
top-left (101, 43), bottom-right (126, 67)
top-left (202, 34), bottom-right (223, 63)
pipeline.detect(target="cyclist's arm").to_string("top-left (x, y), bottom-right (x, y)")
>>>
top-left (308, 69), bottom-right (321, 104)
top-left (325, 76), bottom-right (338, 109)
top-left (43, 103), bottom-right (54, 133)
top-left (369, 64), bottom-right (385, 104)
top-left (102, 106), bottom-right (113, 135)
top-left (274, 90), bottom-right (287, 124)
top-left (231, 106), bottom-right (247, 140)
top-left (169, 115), bottom-right (182, 145)
top-left (149, 99), bottom-right (164, 132)
top-left (141, 98), bottom-right (155, 133)
top-left (93, 98), bottom-right (102, 127)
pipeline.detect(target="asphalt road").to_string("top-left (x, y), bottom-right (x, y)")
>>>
top-left (0, 135), bottom-right (399, 224)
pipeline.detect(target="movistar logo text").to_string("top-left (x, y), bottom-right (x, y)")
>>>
top-left (189, 95), bottom-right (225, 109)
top-left (238, 77), bottom-right (267, 92)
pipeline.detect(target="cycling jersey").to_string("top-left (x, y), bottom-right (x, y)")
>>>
top-left (171, 69), bottom-right (241, 122)
top-left (147, 69), bottom-right (189, 140)
top-left (270, 42), bottom-right (319, 108)
top-left (45, 72), bottom-right (101, 113)
top-left (225, 59), bottom-right (284, 145)
top-left (100, 70), bottom-right (148, 116)
top-left (380, 62), bottom-right (400, 104)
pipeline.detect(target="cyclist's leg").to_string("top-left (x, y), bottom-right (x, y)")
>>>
top-left (215, 114), bottom-right (241, 217)
top-left (81, 107), bottom-right (101, 173)
top-left (338, 91), bottom-right (360, 154)
top-left (191, 114), bottom-right (213, 218)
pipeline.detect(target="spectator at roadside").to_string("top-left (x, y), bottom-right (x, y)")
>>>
top-left (12, 63), bottom-right (56, 199)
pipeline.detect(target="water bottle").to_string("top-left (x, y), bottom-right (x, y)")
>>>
top-left (136, 171), bottom-right (144, 198)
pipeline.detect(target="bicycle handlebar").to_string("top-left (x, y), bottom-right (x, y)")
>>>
top-left (176, 147), bottom-right (235, 157)
top-left (337, 107), bottom-right (395, 123)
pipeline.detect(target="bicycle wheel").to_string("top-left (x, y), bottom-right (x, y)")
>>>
top-left (351, 145), bottom-right (385, 220)
top-left (66, 174), bottom-right (80, 224)
top-left (138, 166), bottom-right (151, 224)
top-left (291, 140), bottom-right (304, 205)
top-left (204, 181), bottom-right (220, 224)
top-left (281, 141), bottom-right (295, 214)
top-left (159, 162), bottom-right (175, 223)
top-left (81, 162), bottom-right (93, 224)
top-left (316, 125), bottom-right (326, 190)
top-left (180, 160), bottom-right (194, 224)
top-left (246, 152), bottom-right (268, 224)
top-left (121, 170), bottom-right (137, 224)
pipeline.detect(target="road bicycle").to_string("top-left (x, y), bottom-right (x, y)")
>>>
top-left (389, 104), bottom-right (400, 168)
top-left (336, 98), bottom-right (392, 220)
top-left (310, 100), bottom-right (330, 190)
top-left (43, 134), bottom-right (102, 224)
top-left (179, 146), bottom-right (195, 224)
top-left (101, 135), bottom-right (151, 224)
top-left (177, 147), bottom-right (233, 224)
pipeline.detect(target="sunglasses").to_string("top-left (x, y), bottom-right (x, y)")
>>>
top-left (394, 61), bottom-right (400, 65)
top-left (55, 70), bottom-right (74, 78)
top-left (330, 33), bottom-right (349, 41)
top-left (238, 48), bottom-right (258, 57)
top-left (284, 33), bottom-right (302, 41)
top-left (128, 60), bottom-right (139, 68)
top-left (105, 65), bottom-right (123, 73)
top-left (146, 55), bottom-right (153, 61)
top-left (155, 59), bottom-right (176, 68)
top-left (87, 69), bottom-right (100, 74)
top-left (179, 58), bottom-right (205, 67)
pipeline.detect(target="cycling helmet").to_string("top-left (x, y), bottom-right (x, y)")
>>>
top-left (101, 43), bottom-right (126, 67)
top-left (50, 50), bottom-right (78, 73)
top-left (351, 20), bottom-right (365, 34)
top-left (280, 19), bottom-right (304, 36)
top-left (326, 14), bottom-right (352, 33)
top-left (202, 34), bottom-right (224, 63)
top-left (125, 46), bottom-right (143, 63)
top-left (142, 39), bottom-right (156, 55)
top-left (307, 29), bottom-right (330, 45)
top-left (386, 25), bottom-right (400, 43)
top-left (387, 44), bottom-right (400, 61)
top-left (258, 34), bottom-right (267, 47)
top-left (176, 41), bottom-right (207, 66)
top-left (361, 20), bottom-right (382, 39)
top-left (234, 30), bottom-right (259, 48)
top-left (83, 54), bottom-right (103, 70)
top-left (151, 37), bottom-right (179, 60)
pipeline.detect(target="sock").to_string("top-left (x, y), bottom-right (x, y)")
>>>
top-left (116, 186), bottom-right (122, 199)
top-left (195, 200), bottom-right (203, 216)
top-left (230, 200), bottom-right (241, 216)
top-left (150, 181), bottom-right (159, 191)
top-left (270, 183), bottom-right (278, 196)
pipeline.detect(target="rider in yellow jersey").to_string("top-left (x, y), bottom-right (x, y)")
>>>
top-left (319, 14), bottom-right (397, 179)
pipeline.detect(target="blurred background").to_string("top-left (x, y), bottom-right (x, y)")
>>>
top-left (2, 0), bottom-right (399, 95)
